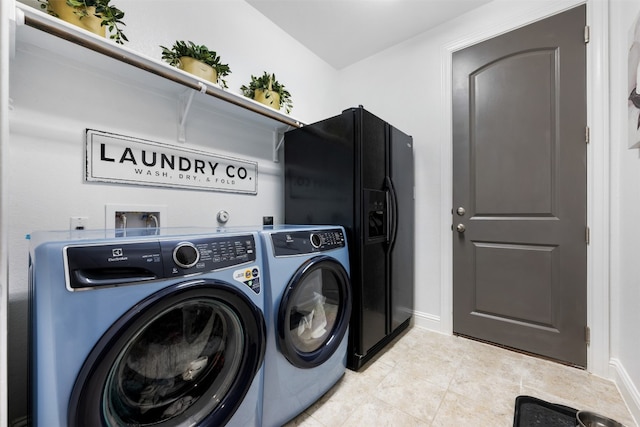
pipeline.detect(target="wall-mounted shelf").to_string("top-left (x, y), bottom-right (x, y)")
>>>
top-left (10, 3), bottom-right (303, 152)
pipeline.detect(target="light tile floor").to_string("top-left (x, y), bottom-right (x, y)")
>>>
top-left (286, 327), bottom-right (637, 427)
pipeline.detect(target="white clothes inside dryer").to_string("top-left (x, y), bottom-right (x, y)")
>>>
top-left (291, 269), bottom-right (339, 352)
top-left (297, 292), bottom-right (328, 339)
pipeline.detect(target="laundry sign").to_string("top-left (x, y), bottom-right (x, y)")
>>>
top-left (85, 129), bottom-right (258, 194)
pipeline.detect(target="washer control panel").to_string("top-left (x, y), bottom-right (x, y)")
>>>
top-left (161, 235), bottom-right (256, 276)
top-left (65, 234), bottom-right (256, 290)
top-left (272, 228), bottom-right (345, 257)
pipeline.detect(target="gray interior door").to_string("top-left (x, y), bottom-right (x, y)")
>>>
top-left (452, 5), bottom-right (587, 367)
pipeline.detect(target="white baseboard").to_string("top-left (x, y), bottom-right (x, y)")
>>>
top-left (412, 310), bottom-right (447, 334)
top-left (610, 358), bottom-right (640, 426)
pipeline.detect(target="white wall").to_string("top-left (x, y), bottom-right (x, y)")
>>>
top-left (115, 0), bottom-right (341, 123)
top-left (609, 0), bottom-right (640, 422)
top-left (6, 0), bottom-right (338, 423)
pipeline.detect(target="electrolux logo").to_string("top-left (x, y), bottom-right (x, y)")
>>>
top-left (108, 248), bottom-right (128, 262)
top-left (85, 129), bottom-right (258, 194)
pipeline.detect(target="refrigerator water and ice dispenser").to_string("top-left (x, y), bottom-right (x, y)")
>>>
top-left (364, 189), bottom-right (387, 242)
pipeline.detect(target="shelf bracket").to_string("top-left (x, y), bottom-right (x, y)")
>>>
top-left (10, 5), bottom-right (26, 59)
top-left (178, 82), bottom-right (207, 143)
top-left (272, 126), bottom-right (295, 162)
top-left (273, 130), bottom-right (284, 162)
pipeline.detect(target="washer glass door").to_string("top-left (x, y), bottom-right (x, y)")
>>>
top-left (69, 280), bottom-right (265, 427)
top-left (278, 256), bottom-right (351, 368)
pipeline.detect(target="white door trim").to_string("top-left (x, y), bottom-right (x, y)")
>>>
top-left (0, 1), bottom-right (14, 426)
top-left (439, 0), bottom-right (610, 377)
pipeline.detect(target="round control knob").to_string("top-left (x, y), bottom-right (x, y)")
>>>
top-left (173, 242), bottom-right (200, 269)
top-left (310, 233), bottom-right (323, 248)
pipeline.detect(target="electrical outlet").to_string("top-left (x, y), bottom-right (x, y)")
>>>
top-left (70, 216), bottom-right (89, 230)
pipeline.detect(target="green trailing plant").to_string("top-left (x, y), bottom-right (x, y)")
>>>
top-left (240, 72), bottom-right (293, 114)
top-left (39, 0), bottom-right (127, 44)
top-left (160, 40), bottom-right (231, 88)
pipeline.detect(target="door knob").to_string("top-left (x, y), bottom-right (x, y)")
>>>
top-left (456, 207), bottom-right (466, 216)
top-left (456, 223), bottom-right (466, 233)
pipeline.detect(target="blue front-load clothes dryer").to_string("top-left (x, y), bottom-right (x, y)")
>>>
top-left (259, 226), bottom-right (352, 427)
top-left (29, 228), bottom-right (266, 427)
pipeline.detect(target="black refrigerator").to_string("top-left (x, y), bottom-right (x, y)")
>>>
top-left (284, 106), bottom-right (414, 370)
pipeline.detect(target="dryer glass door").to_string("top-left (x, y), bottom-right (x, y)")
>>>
top-left (278, 256), bottom-right (351, 368)
top-left (68, 280), bottom-right (265, 427)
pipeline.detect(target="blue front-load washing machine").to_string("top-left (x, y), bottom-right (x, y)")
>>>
top-left (259, 225), bottom-right (352, 427)
top-left (29, 228), bottom-right (266, 427)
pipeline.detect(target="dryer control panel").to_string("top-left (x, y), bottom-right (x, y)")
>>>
top-left (65, 234), bottom-right (256, 290)
top-left (271, 228), bottom-right (345, 257)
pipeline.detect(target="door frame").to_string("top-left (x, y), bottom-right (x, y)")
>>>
top-left (439, 0), bottom-right (610, 376)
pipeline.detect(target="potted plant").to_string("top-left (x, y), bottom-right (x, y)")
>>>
top-left (39, 0), bottom-right (127, 44)
top-left (240, 72), bottom-right (293, 114)
top-left (160, 40), bottom-right (231, 88)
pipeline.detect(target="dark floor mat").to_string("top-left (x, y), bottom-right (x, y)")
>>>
top-left (513, 395), bottom-right (578, 427)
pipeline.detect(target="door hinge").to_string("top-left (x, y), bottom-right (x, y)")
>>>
top-left (585, 126), bottom-right (590, 144)
top-left (584, 25), bottom-right (590, 43)
top-left (585, 326), bottom-right (591, 345)
top-left (585, 227), bottom-right (590, 245)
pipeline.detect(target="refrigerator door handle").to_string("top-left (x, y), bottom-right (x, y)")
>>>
top-left (385, 176), bottom-right (398, 249)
